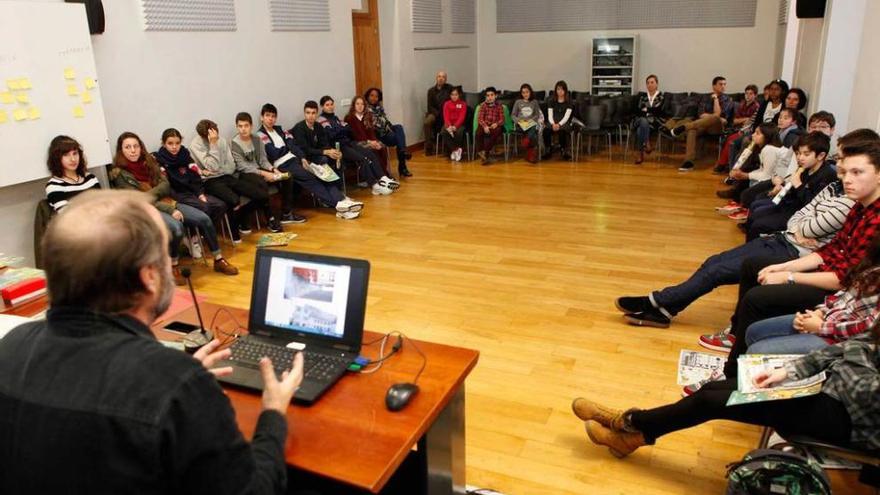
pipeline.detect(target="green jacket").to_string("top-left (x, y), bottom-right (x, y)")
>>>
top-left (108, 166), bottom-right (176, 215)
top-left (472, 102), bottom-right (514, 135)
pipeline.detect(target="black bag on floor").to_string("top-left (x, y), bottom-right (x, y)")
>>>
top-left (726, 448), bottom-right (831, 495)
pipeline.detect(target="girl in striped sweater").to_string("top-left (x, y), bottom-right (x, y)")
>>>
top-left (44, 135), bottom-right (101, 212)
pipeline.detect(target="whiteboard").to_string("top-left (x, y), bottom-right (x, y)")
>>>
top-left (0, 1), bottom-right (110, 188)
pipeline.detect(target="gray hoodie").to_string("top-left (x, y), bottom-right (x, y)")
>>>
top-left (190, 136), bottom-right (235, 179)
top-left (231, 134), bottom-right (273, 175)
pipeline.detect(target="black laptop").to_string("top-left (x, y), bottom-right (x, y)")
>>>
top-left (216, 249), bottom-right (370, 404)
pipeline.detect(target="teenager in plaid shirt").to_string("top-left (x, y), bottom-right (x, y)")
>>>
top-left (571, 327), bottom-right (880, 458)
top-left (475, 87), bottom-right (505, 165)
top-left (744, 235), bottom-right (880, 354)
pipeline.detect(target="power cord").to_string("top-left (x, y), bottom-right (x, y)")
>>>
top-left (358, 331), bottom-right (428, 383)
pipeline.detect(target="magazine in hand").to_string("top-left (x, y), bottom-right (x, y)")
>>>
top-left (306, 162), bottom-right (340, 182)
top-left (727, 354), bottom-right (826, 406)
top-left (677, 350), bottom-right (725, 386)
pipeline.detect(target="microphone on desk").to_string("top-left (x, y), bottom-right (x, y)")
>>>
top-left (180, 267), bottom-right (212, 354)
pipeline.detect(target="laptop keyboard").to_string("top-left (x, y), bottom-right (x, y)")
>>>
top-left (228, 338), bottom-right (351, 381)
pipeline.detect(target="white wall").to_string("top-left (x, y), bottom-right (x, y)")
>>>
top-left (847, 0), bottom-right (880, 131)
top-left (811, 0), bottom-right (866, 134)
top-left (476, 0), bottom-right (781, 94)
top-left (1, 0), bottom-right (361, 265)
top-left (378, 0), bottom-right (477, 144)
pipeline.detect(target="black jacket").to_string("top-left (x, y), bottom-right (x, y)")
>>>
top-left (0, 307), bottom-right (288, 495)
top-left (426, 83), bottom-right (452, 117)
top-left (291, 120), bottom-right (332, 162)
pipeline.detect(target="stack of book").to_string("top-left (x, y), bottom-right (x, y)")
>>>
top-left (0, 267), bottom-right (47, 308)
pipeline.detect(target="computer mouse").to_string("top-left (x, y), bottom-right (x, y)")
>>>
top-left (385, 382), bottom-right (419, 411)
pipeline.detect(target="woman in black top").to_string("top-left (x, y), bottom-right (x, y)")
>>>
top-left (543, 80), bottom-right (575, 160)
top-left (632, 74), bottom-right (665, 164)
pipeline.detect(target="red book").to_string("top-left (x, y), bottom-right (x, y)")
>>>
top-left (1, 277), bottom-right (47, 306)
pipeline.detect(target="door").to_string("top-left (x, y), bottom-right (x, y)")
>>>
top-left (352, 0), bottom-right (382, 96)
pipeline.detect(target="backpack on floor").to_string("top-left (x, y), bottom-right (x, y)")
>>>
top-left (726, 448), bottom-right (831, 495)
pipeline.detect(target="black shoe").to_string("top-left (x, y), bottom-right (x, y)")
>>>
top-left (238, 223), bottom-right (252, 235)
top-left (624, 308), bottom-right (671, 328)
top-left (398, 165), bottom-right (413, 177)
top-left (678, 161), bottom-right (695, 172)
top-left (281, 212), bottom-right (307, 224)
top-left (712, 163), bottom-right (729, 175)
top-left (715, 188), bottom-right (737, 199)
top-left (670, 125), bottom-right (687, 137)
top-left (615, 296), bottom-right (651, 315)
top-left (562, 152), bottom-right (573, 161)
top-left (268, 217), bottom-right (283, 233)
top-left (403, 151), bottom-right (413, 160)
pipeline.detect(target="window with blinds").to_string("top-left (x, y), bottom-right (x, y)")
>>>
top-left (141, 0), bottom-right (236, 31)
top-left (451, 0), bottom-right (475, 34)
top-left (412, 0), bottom-right (442, 33)
top-left (268, 0), bottom-right (330, 32)
top-left (496, 0), bottom-right (757, 33)
top-left (778, 0), bottom-right (789, 25)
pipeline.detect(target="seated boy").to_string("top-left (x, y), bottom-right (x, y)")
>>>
top-left (475, 86), bottom-right (505, 165)
top-left (258, 103), bottom-right (363, 220)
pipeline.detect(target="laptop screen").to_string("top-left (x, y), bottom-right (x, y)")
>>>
top-left (249, 250), bottom-right (370, 351)
top-left (264, 257), bottom-right (351, 338)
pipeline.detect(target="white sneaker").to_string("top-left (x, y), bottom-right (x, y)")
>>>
top-left (379, 176), bottom-right (400, 189)
top-left (189, 234), bottom-right (203, 259)
top-left (335, 198), bottom-right (364, 213)
top-left (372, 183), bottom-right (393, 195)
top-left (454, 148), bottom-right (463, 161)
top-left (336, 210), bottom-right (360, 220)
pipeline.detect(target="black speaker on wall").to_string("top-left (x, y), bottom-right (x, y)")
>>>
top-left (64, 0), bottom-right (105, 34)
top-left (796, 0), bottom-right (826, 19)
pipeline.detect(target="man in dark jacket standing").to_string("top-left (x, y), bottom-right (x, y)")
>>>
top-left (0, 189), bottom-right (304, 494)
top-left (424, 70), bottom-right (452, 154)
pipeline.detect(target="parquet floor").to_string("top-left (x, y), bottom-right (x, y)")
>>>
top-left (188, 146), bottom-right (859, 494)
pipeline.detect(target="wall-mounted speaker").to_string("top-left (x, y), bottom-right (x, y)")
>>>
top-left (64, 0), bottom-right (105, 34)
top-left (796, 0), bottom-right (826, 19)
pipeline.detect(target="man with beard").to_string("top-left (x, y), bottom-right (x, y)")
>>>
top-left (0, 190), bottom-right (304, 495)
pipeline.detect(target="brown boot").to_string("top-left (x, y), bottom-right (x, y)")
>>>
top-left (172, 265), bottom-right (186, 286)
top-left (213, 258), bottom-right (239, 276)
top-left (585, 421), bottom-right (646, 458)
top-left (572, 398), bottom-right (629, 431)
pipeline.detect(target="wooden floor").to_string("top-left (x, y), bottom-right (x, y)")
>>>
top-left (188, 146), bottom-right (850, 494)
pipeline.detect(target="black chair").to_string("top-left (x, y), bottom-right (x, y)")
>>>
top-left (573, 103), bottom-right (612, 161)
top-left (462, 91), bottom-right (481, 110)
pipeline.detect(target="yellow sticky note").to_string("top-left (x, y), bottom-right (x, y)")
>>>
top-left (13, 108), bottom-right (27, 121)
top-left (66, 84), bottom-right (79, 96)
top-left (0, 110), bottom-right (7, 124)
top-left (72, 106), bottom-right (85, 118)
top-left (18, 78), bottom-right (32, 90)
top-left (64, 67), bottom-right (76, 80)
top-left (27, 107), bottom-right (41, 120)
top-left (0, 92), bottom-right (12, 104)
top-left (82, 91), bottom-right (92, 104)
top-left (15, 93), bottom-right (29, 103)
top-left (84, 78), bottom-right (96, 90)
top-left (6, 79), bottom-right (21, 90)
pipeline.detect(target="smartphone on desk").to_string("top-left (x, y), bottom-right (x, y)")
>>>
top-left (163, 321), bottom-right (199, 335)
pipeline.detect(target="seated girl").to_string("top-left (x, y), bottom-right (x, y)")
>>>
top-left (725, 123), bottom-right (783, 214)
top-left (346, 96), bottom-right (390, 172)
top-left (511, 83), bottom-right (544, 163)
top-left (110, 131), bottom-right (237, 282)
top-left (441, 87), bottom-right (467, 163)
top-left (744, 236), bottom-right (880, 355)
top-left (154, 128), bottom-right (226, 222)
top-left (45, 135), bottom-right (101, 212)
top-left (364, 87), bottom-right (412, 177)
top-left (542, 80), bottom-right (574, 161)
top-left (572, 329), bottom-right (880, 458)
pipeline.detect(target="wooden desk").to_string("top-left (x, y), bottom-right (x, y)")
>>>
top-left (156, 302), bottom-right (479, 494)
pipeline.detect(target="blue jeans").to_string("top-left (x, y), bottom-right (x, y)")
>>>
top-left (176, 202), bottom-right (221, 256)
top-left (652, 234), bottom-right (799, 316)
top-left (745, 314), bottom-right (829, 354)
top-left (378, 124), bottom-right (408, 167)
top-left (634, 117), bottom-right (651, 149)
top-left (159, 211), bottom-right (185, 260)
